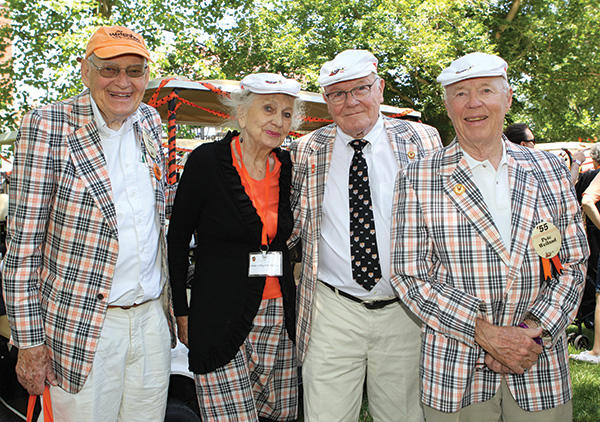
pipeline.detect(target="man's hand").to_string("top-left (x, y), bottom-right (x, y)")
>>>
top-left (16, 345), bottom-right (57, 395)
top-left (484, 354), bottom-right (512, 373)
top-left (176, 316), bottom-right (189, 347)
top-left (475, 318), bottom-right (543, 374)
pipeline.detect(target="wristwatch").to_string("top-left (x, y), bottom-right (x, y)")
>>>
top-left (521, 313), bottom-right (552, 348)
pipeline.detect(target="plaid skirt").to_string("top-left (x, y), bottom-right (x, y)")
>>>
top-left (194, 296), bottom-right (298, 421)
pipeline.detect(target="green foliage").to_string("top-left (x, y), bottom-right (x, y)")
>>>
top-left (496, 0), bottom-right (600, 142)
top-left (203, 0), bottom-right (497, 141)
top-left (0, 0), bottom-right (254, 131)
top-left (1, 0), bottom-right (599, 142)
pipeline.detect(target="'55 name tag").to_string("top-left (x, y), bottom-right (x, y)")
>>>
top-left (248, 251), bottom-right (283, 277)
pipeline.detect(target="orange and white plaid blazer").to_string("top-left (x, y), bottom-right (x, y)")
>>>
top-left (391, 139), bottom-right (588, 412)
top-left (2, 91), bottom-right (176, 393)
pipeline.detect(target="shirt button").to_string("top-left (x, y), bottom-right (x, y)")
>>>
top-left (97, 293), bottom-right (105, 301)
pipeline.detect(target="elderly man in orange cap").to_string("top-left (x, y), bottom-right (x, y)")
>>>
top-left (2, 26), bottom-right (175, 421)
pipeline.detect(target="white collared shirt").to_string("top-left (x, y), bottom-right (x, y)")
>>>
top-left (318, 115), bottom-right (398, 299)
top-left (90, 96), bottom-right (163, 305)
top-left (462, 143), bottom-right (512, 249)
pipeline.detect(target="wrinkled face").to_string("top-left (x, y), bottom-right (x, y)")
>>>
top-left (238, 94), bottom-right (295, 151)
top-left (444, 76), bottom-right (512, 148)
top-left (323, 75), bottom-right (384, 139)
top-left (81, 54), bottom-right (149, 127)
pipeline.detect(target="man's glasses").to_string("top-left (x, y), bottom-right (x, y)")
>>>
top-left (324, 78), bottom-right (380, 105)
top-left (87, 58), bottom-right (148, 79)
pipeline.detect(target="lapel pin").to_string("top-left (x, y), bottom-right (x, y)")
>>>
top-left (407, 150), bottom-right (416, 159)
top-left (453, 184), bottom-right (465, 195)
top-left (311, 163), bottom-right (316, 174)
top-left (153, 163), bottom-right (162, 180)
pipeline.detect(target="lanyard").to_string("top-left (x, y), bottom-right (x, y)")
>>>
top-left (232, 136), bottom-right (274, 249)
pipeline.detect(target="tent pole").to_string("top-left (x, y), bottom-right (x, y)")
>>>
top-left (167, 90), bottom-right (180, 185)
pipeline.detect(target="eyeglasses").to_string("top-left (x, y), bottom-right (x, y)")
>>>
top-left (324, 78), bottom-right (380, 104)
top-left (522, 138), bottom-right (536, 145)
top-left (87, 58), bottom-right (148, 78)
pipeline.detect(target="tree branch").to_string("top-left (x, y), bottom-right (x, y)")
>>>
top-left (496, 0), bottom-right (521, 40)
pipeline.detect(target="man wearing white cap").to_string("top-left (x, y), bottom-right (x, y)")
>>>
top-left (390, 52), bottom-right (587, 421)
top-left (289, 49), bottom-right (442, 421)
top-left (2, 26), bottom-right (175, 420)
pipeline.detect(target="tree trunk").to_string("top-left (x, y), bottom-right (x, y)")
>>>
top-left (496, 0), bottom-right (521, 39)
top-left (98, 0), bottom-right (113, 18)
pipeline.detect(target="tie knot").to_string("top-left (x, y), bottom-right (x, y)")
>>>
top-left (350, 139), bottom-right (368, 152)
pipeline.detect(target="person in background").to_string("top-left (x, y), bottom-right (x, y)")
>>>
top-left (556, 148), bottom-right (583, 185)
top-left (392, 52), bottom-right (587, 421)
top-left (504, 122), bottom-right (535, 148)
top-left (168, 73), bottom-right (301, 422)
top-left (2, 26), bottom-right (176, 421)
top-left (572, 142), bottom-right (600, 364)
top-left (289, 49), bottom-right (442, 422)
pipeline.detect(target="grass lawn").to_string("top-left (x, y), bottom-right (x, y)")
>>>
top-left (568, 325), bottom-right (600, 422)
top-left (298, 325), bottom-right (600, 422)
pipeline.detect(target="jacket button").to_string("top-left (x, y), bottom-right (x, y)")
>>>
top-left (97, 293), bottom-right (105, 301)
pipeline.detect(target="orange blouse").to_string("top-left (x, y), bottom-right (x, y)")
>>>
top-left (231, 145), bottom-right (282, 299)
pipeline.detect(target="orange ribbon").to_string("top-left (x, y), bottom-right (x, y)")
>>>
top-left (541, 255), bottom-right (563, 280)
top-left (27, 385), bottom-right (53, 422)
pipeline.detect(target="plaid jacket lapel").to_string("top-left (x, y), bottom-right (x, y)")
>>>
top-left (383, 117), bottom-right (425, 167)
top-left (440, 141), bottom-right (510, 265)
top-left (306, 125), bottom-right (336, 239)
top-left (66, 95), bottom-right (118, 237)
top-left (505, 144), bottom-right (539, 282)
top-left (134, 120), bottom-right (166, 227)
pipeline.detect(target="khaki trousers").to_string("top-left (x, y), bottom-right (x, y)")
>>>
top-left (41, 299), bottom-right (171, 422)
top-left (423, 378), bottom-right (572, 422)
top-left (302, 281), bottom-right (423, 422)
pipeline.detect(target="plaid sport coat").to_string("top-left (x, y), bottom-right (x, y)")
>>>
top-left (2, 91), bottom-right (177, 393)
top-left (390, 139), bottom-right (588, 412)
top-left (289, 117), bottom-right (442, 362)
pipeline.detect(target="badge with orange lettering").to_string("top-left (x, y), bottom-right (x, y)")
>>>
top-left (531, 221), bottom-right (563, 280)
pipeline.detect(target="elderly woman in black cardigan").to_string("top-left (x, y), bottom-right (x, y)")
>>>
top-left (167, 73), bottom-right (301, 422)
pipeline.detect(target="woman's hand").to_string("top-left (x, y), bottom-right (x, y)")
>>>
top-left (176, 316), bottom-right (189, 347)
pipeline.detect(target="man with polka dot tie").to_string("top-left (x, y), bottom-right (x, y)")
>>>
top-left (289, 49), bottom-right (442, 422)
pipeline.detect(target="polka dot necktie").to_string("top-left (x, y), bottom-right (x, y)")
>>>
top-left (349, 139), bottom-right (382, 291)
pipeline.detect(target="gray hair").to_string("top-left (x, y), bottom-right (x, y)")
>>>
top-left (590, 143), bottom-right (600, 164)
top-left (221, 89), bottom-right (305, 131)
top-left (443, 77), bottom-right (511, 101)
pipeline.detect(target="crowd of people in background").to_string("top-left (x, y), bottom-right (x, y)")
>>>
top-left (0, 24), bottom-right (599, 422)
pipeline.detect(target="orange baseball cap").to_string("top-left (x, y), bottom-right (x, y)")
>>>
top-left (85, 26), bottom-right (152, 61)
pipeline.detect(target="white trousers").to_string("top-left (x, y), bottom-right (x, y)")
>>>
top-left (302, 281), bottom-right (424, 422)
top-left (41, 299), bottom-right (171, 422)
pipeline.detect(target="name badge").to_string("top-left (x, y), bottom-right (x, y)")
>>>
top-left (143, 130), bottom-right (159, 160)
top-left (532, 221), bottom-right (561, 258)
top-left (531, 220), bottom-right (563, 280)
top-left (248, 251), bottom-right (283, 277)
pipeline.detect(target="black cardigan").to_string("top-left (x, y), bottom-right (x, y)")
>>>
top-left (167, 131), bottom-right (296, 374)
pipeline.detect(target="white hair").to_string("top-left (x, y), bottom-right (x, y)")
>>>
top-left (221, 89), bottom-right (305, 131)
